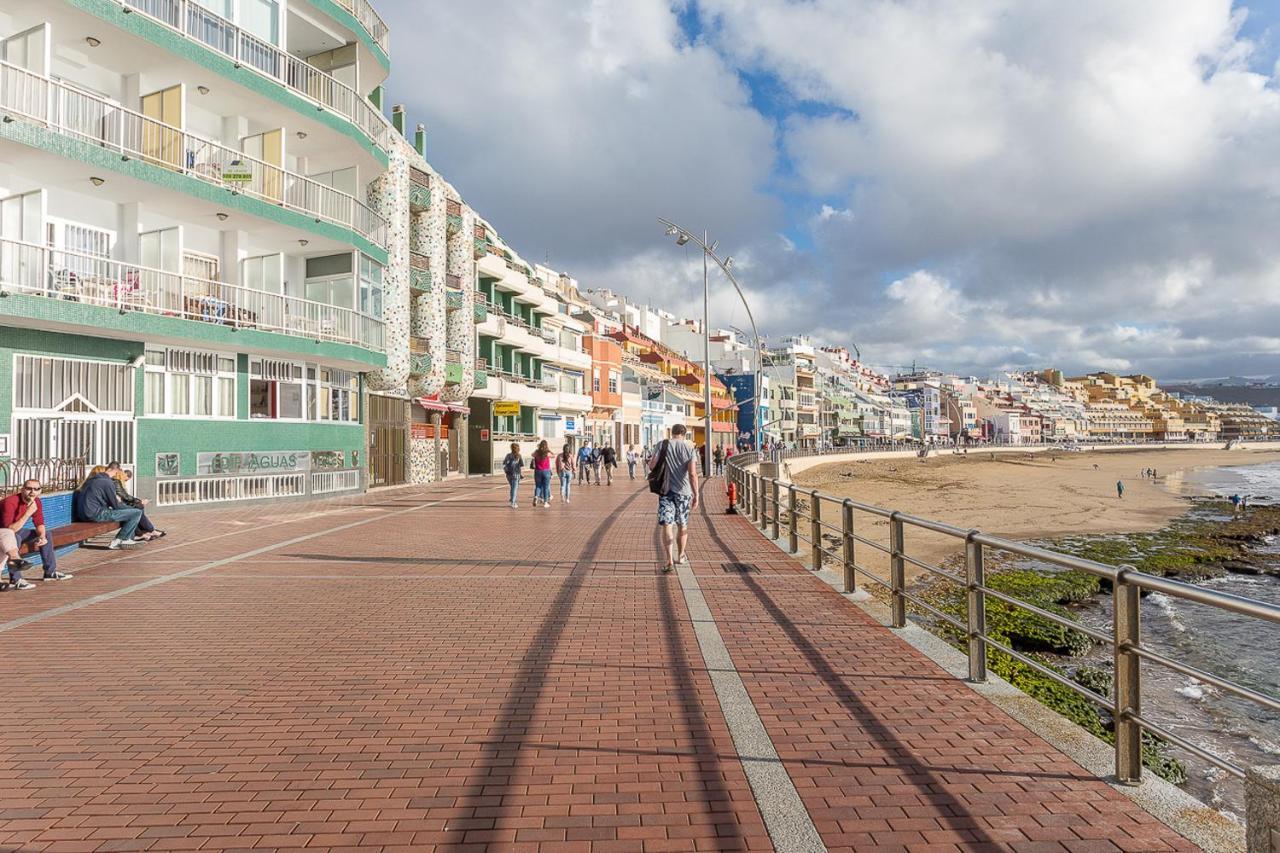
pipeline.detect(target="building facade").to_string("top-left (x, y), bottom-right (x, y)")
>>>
top-left (1, 0), bottom-right (392, 506)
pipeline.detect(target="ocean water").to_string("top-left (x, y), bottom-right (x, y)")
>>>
top-left (1105, 461), bottom-right (1280, 814)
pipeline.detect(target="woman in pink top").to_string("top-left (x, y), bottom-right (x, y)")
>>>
top-left (531, 440), bottom-right (554, 508)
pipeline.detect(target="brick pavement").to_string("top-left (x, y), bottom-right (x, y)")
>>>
top-left (0, 475), bottom-right (1200, 851)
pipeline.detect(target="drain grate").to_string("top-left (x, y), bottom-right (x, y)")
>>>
top-left (721, 562), bottom-right (761, 573)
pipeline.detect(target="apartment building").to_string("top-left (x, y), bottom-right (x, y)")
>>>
top-left (0, 0), bottom-right (393, 506)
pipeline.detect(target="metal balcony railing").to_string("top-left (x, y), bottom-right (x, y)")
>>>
top-left (0, 237), bottom-right (384, 351)
top-left (119, 0), bottom-right (391, 153)
top-left (727, 450), bottom-right (1280, 792)
top-left (0, 61), bottom-right (388, 248)
top-left (327, 0), bottom-right (390, 54)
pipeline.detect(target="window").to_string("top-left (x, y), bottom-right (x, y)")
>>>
top-left (305, 253), bottom-right (354, 308)
top-left (247, 359), bottom-right (358, 422)
top-left (315, 367), bottom-right (357, 422)
top-left (608, 370), bottom-right (620, 394)
top-left (593, 374), bottom-right (601, 393)
top-left (358, 254), bottom-right (383, 318)
top-left (144, 347), bottom-right (237, 418)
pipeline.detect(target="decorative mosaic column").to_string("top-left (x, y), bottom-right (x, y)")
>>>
top-left (408, 157), bottom-right (447, 399)
top-left (442, 204), bottom-right (477, 403)
top-left (366, 147), bottom-right (410, 394)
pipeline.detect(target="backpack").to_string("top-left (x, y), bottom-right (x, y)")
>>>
top-left (502, 454), bottom-right (521, 478)
top-left (647, 440), bottom-right (671, 495)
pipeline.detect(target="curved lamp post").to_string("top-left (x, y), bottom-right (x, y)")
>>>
top-left (658, 218), bottom-right (766, 462)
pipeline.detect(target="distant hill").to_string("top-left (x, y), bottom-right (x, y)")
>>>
top-left (1165, 385), bottom-right (1280, 407)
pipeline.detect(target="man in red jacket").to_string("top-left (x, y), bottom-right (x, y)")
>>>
top-left (2, 480), bottom-right (73, 589)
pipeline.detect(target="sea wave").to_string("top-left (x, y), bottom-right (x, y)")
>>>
top-left (1147, 592), bottom-right (1187, 633)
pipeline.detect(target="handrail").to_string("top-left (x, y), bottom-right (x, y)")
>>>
top-left (0, 237), bottom-right (384, 352)
top-left (0, 61), bottom-right (388, 249)
top-left (119, 0), bottom-right (391, 153)
top-left (328, 0), bottom-right (390, 54)
top-left (726, 450), bottom-right (1280, 792)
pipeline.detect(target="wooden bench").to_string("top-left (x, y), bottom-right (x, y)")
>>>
top-left (17, 521), bottom-right (120, 555)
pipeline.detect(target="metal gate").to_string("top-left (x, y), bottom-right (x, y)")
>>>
top-left (13, 414), bottom-right (135, 470)
top-left (367, 393), bottom-right (407, 487)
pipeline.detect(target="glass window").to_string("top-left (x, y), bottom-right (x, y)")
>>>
top-left (278, 382), bottom-right (303, 419)
top-left (240, 0), bottom-right (279, 44)
top-left (145, 372), bottom-right (164, 415)
top-left (219, 377), bottom-right (235, 415)
top-left (144, 347), bottom-right (236, 418)
top-left (169, 373), bottom-right (190, 415)
top-left (358, 254), bottom-right (383, 318)
top-left (193, 375), bottom-right (213, 416)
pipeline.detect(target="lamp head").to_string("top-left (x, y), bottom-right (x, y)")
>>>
top-left (724, 256), bottom-right (734, 270)
top-left (664, 225), bottom-right (677, 236)
top-left (675, 233), bottom-right (690, 246)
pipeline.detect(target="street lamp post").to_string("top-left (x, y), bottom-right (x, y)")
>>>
top-left (658, 218), bottom-right (765, 467)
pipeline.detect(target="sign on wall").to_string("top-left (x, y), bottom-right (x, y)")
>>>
top-left (564, 418), bottom-right (576, 434)
top-left (196, 451), bottom-right (311, 476)
top-left (493, 400), bottom-right (521, 416)
top-left (155, 453), bottom-right (180, 477)
top-left (313, 451), bottom-right (345, 470)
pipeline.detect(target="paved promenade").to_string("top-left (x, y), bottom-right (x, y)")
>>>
top-left (0, 477), bottom-right (1200, 852)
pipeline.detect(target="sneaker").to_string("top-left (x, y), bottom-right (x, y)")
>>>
top-left (510, 502), bottom-right (518, 508)
top-left (543, 502), bottom-right (550, 509)
top-left (108, 539), bottom-right (140, 549)
top-left (11, 578), bottom-right (35, 591)
top-left (676, 553), bottom-right (690, 566)
top-left (43, 572), bottom-right (73, 581)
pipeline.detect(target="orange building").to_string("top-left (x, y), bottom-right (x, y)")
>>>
top-left (585, 334), bottom-right (623, 447)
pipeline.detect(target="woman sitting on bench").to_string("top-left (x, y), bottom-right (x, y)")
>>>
top-left (110, 470), bottom-right (165, 542)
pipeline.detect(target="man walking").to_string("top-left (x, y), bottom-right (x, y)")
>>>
top-left (2, 479), bottom-right (72, 587)
top-left (601, 444), bottom-right (617, 485)
top-left (626, 445), bottom-right (638, 480)
top-left (1116, 480), bottom-right (1125, 500)
top-left (649, 424), bottom-right (699, 573)
top-left (577, 443), bottom-right (592, 485)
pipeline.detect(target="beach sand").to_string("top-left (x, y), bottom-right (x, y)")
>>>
top-left (791, 447), bottom-right (1280, 579)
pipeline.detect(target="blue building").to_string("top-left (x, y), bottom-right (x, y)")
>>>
top-left (718, 373), bottom-right (767, 448)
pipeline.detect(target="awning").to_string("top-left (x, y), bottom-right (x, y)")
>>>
top-left (712, 397), bottom-right (736, 410)
top-left (712, 421), bottom-right (736, 433)
top-left (585, 407), bottom-right (618, 421)
top-left (416, 397), bottom-right (470, 414)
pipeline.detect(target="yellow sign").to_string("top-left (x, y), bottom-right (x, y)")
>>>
top-left (493, 400), bottom-right (521, 416)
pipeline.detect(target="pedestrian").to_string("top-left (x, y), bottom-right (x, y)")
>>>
top-left (1153, 469), bottom-right (1158, 479)
top-left (1116, 480), bottom-right (1125, 500)
top-left (713, 445), bottom-right (724, 477)
top-left (601, 444), bottom-right (617, 485)
top-left (649, 423), bottom-right (699, 573)
top-left (590, 445), bottom-right (603, 485)
top-left (1230, 493), bottom-right (1241, 513)
top-left (1243, 494), bottom-right (1251, 510)
top-left (626, 445), bottom-right (638, 480)
top-left (1, 478), bottom-right (72, 589)
top-left (556, 444), bottom-right (575, 505)
top-left (577, 443), bottom-right (591, 485)
top-left (531, 440), bottom-right (553, 508)
top-left (502, 442), bottom-right (524, 508)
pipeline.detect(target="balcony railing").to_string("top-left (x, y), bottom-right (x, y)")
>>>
top-left (327, 0), bottom-right (390, 55)
top-left (119, 0), bottom-right (391, 154)
top-left (0, 61), bottom-right (388, 249)
top-left (0, 237), bottom-right (384, 351)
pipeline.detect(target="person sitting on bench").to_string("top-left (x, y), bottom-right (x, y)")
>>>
top-left (1, 479), bottom-right (72, 589)
top-left (77, 466), bottom-right (142, 549)
top-left (111, 470), bottom-right (165, 542)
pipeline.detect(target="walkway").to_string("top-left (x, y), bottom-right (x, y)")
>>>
top-left (0, 477), bottom-right (1200, 852)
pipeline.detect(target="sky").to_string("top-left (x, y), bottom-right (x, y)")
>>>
top-left (378, 0), bottom-right (1280, 381)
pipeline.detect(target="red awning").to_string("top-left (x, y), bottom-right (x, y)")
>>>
top-left (712, 421), bottom-right (736, 433)
top-left (416, 397), bottom-right (470, 414)
top-left (712, 397), bottom-right (736, 410)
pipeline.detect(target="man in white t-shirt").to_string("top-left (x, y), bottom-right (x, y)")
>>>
top-left (649, 424), bottom-right (699, 572)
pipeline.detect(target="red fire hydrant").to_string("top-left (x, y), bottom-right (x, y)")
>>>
top-left (725, 481), bottom-right (738, 515)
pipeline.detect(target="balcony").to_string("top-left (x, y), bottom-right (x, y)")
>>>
top-left (0, 237), bottom-right (383, 351)
top-left (409, 170), bottom-right (432, 210)
top-left (410, 267), bottom-right (431, 295)
top-left (446, 199), bottom-right (462, 236)
top-left (473, 237), bottom-right (488, 260)
top-left (0, 61), bottom-right (388, 250)
top-left (445, 289), bottom-right (465, 312)
top-left (445, 348), bottom-right (464, 384)
top-left (474, 358), bottom-right (489, 390)
top-left (117, 0), bottom-right (391, 156)
top-left (473, 301), bottom-right (487, 323)
top-left (326, 0), bottom-right (391, 56)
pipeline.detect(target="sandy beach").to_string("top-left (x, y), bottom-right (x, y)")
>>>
top-left (791, 447), bottom-right (1280, 578)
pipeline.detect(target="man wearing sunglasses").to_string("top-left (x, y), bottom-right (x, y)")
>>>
top-left (1, 480), bottom-right (72, 590)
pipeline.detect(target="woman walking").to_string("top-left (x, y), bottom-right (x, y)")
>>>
top-left (556, 443), bottom-right (575, 505)
top-left (531, 440), bottom-right (553, 508)
top-left (502, 442), bottom-right (524, 508)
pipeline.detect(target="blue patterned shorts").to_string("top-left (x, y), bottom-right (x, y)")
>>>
top-left (657, 491), bottom-right (692, 526)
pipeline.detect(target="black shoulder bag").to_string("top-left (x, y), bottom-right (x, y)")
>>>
top-left (647, 439), bottom-right (671, 495)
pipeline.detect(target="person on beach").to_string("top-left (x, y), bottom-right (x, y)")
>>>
top-left (502, 442), bottom-right (524, 508)
top-left (530, 440), bottom-right (553, 508)
top-left (649, 424), bottom-right (699, 573)
top-left (1116, 480), bottom-right (1125, 499)
top-left (626, 446), bottom-right (638, 480)
top-left (1230, 494), bottom-right (1241, 513)
top-left (556, 444), bottom-right (575, 505)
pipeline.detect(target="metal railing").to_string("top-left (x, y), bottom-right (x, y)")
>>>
top-left (327, 0), bottom-right (390, 54)
top-left (726, 451), bottom-right (1280, 788)
top-left (0, 238), bottom-right (384, 351)
top-left (0, 61), bottom-right (388, 248)
top-left (120, 0), bottom-right (391, 152)
top-left (0, 456), bottom-right (88, 494)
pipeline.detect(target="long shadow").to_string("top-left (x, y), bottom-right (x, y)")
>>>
top-left (654, 525), bottom-right (747, 847)
top-left (284, 554), bottom-right (582, 568)
top-left (696, 491), bottom-right (1002, 846)
top-left (438, 488), bottom-right (647, 846)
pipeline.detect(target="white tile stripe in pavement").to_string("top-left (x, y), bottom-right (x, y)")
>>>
top-left (675, 560), bottom-right (829, 853)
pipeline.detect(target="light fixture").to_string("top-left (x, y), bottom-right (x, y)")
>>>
top-left (724, 256), bottom-right (734, 270)
top-left (296, 130), bottom-right (307, 140)
top-left (664, 225), bottom-right (677, 236)
top-left (216, 212), bottom-right (228, 221)
top-left (675, 232), bottom-right (690, 246)
top-left (89, 176), bottom-right (105, 187)
top-left (2, 115), bottom-right (12, 123)
top-left (197, 85), bottom-right (209, 95)
top-left (298, 239), bottom-right (309, 247)
top-left (126, 354), bottom-right (145, 369)
top-left (85, 36), bottom-right (101, 48)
